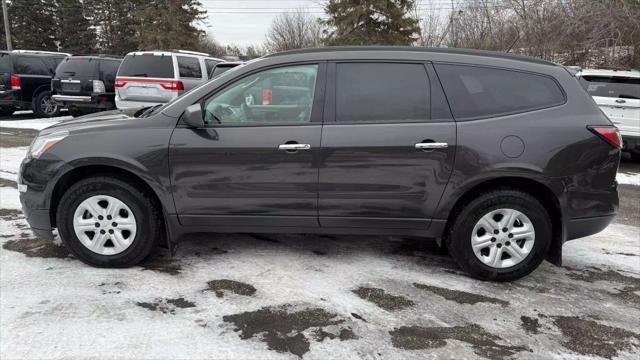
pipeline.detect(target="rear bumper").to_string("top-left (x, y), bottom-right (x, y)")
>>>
top-left (566, 214), bottom-right (616, 241)
top-left (0, 89), bottom-right (20, 106)
top-left (52, 94), bottom-right (92, 103)
top-left (52, 93), bottom-right (116, 110)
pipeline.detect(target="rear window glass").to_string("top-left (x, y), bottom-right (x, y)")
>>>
top-left (55, 58), bottom-right (96, 78)
top-left (336, 62), bottom-right (430, 122)
top-left (205, 59), bottom-right (218, 78)
top-left (435, 64), bottom-right (566, 120)
top-left (117, 54), bottom-right (174, 78)
top-left (99, 60), bottom-right (121, 82)
top-left (13, 56), bottom-right (50, 75)
top-left (177, 56), bottom-right (202, 78)
top-left (579, 76), bottom-right (640, 99)
top-left (0, 54), bottom-right (10, 73)
top-left (210, 64), bottom-right (237, 78)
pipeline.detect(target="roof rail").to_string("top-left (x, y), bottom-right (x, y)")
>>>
top-left (69, 53), bottom-right (124, 59)
top-left (12, 49), bottom-right (72, 56)
top-left (173, 49), bottom-right (211, 57)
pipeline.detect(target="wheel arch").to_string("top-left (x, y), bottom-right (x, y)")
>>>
top-left (49, 164), bottom-right (172, 249)
top-left (442, 176), bottom-right (564, 265)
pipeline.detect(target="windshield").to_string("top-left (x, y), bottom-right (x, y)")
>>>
top-left (55, 57), bottom-right (96, 78)
top-left (579, 75), bottom-right (640, 99)
top-left (118, 54), bottom-right (174, 78)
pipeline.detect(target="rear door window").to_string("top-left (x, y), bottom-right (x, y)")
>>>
top-left (13, 56), bottom-right (50, 75)
top-left (55, 58), bottom-right (96, 78)
top-left (177, 56), bottom-right (202, 78)
top-left (435, 64), bottom-right (565, 120)
top-left (579, 76), bottom-right (640, 99)
top-left (335, 62), bottom-right (430, 123)
top-left (117, 54), bottom-right (174, 78)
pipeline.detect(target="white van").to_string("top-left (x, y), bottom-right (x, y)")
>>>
top-left (115, 50), bottom-right (223, 110)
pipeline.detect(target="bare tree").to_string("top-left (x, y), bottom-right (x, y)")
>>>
top-left (264, 9), bottom-right (323, 53)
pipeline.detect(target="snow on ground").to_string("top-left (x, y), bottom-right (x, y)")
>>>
top-left (0, 113), bottom-right (69, 130)
top-left (1, 117), bottom-right (640, 359)
top-left (618, 171), bottom-right (640, 186)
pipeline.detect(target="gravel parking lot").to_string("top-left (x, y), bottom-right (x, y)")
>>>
top-left (1, 113), bottom-right (639, 359)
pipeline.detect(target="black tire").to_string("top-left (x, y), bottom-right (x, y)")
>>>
top-left (446, 189), bottom-right (551, 281)
top-left (32, 91), bottom-right (61, 118)
top-left (0, 106), bottom-right (15, 116)
top-left (56, 176), bottom-right (162, 267)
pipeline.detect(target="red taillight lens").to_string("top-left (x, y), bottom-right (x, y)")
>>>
top-left (114, 78), bottom-right (126, 88)
top-left (10, 75), bottom-right (20, 90)
top-left (588, 126), bottom-right (622, 148)
top-left (160, 80), bottom-right (184, 91)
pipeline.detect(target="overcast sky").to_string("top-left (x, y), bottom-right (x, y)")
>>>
top-left (202, 0), bottom-right (326, 47)
top-left (201, 0), bottom-right (452, 47)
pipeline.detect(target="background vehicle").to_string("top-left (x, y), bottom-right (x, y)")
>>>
top-left (51, 55), bottom-right (123, 117)
top-left (19, 47), bottom-right (620, 281)
top-left (208, 61), bottom-right (243, 79)
top-left (0, 50), bottom-right (69, 117)
top-left (577, 69), bottom-right (640, 161)
top-left (115, 50), bottom-right (223, 110)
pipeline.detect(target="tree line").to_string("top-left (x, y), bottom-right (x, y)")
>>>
top-left (1, 0), bottom-right (638, 68)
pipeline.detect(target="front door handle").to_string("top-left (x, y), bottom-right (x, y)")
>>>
top-left (415, 142), bottom-right (448, 150)
top-left (615, 99), bottom-right (626, 104)
top-left (278, 143), bottom-right (311, 151)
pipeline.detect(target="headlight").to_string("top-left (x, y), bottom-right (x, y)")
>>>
top-left (29, 131), bottom-right (68, 158)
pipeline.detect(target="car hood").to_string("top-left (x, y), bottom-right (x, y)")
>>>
top-left (39, 109), bottom-right (140, 135)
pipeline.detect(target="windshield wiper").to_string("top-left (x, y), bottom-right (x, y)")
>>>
top-left (139, 104), bottom-right (162, 118)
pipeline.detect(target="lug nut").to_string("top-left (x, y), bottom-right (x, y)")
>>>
top-left (112, 222), bottom-right (118, 227)
top-left (505, 241), bottom-right (511, 246)
top-left (108, 229), bottom-right (114, 234)
top-left (491, 237), bottom-right (496, 242)
top-left (100, 229), bottom-right (106, 234)
top-left (508, 233), bottom-right (514, 238)
top-left (107, 215), bottom-right (112, 220)
top-left (502, 227), bottom-right (508, 232)
top-left (494, 230), bottom-right (499, 234)
top-left (497, 243), bottom-right (502, 248)
top-left (95, 222), bottom-right (100, 228)
top-left (98, 215), bottom-right (103, 220)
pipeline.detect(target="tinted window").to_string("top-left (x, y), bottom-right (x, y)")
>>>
top-left (13, 56), bottom-right (50, 75)
top-left (203, 64), bottom-right (318, 126)
top-left (117, 54), bottom-right (174, 78)
top-left (55, 58), bottom-right (96, 78)
top-left (205, 59), bottom-right (218, 78)
top-left (177, 56), bottom-right (202, 78)
top-left (336, 63), bottom-right (429, 122)
top-left (0, 53), bottom-right (10, 73)
top-left (579, 76), bottom-right (640, 99)
top-left (435, 64), bottom-right (565, 120)
top-left (210, 64), bottom-right (237, 79)
top-left (100, 60), bottom-right (121, 80)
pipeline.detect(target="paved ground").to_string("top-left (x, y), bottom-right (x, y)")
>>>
top-left (1, 114), bottom-right (639, 359)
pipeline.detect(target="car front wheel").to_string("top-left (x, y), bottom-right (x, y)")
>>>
top-left (447, 189), bottom-right (551, 281)
top-left (56, 176), bottom-right (162, 267)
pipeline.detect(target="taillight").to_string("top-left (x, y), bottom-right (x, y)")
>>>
top-left (588, 126), bottom-right (622, 148)
top-left (92, 80), bottom-right (106, 93)
top-left (10, 75), bottom-right (20, 90)
top-left (160, 80), bottom-right (184, 91)
top-left (114, 78), bottom-right (126, 88)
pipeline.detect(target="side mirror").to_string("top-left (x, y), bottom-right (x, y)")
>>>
top-left (182, 104), bottom-right (204, 128)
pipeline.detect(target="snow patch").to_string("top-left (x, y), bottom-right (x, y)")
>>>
top-left (617, 172), bottom-right (640, 186)
top-left (0, 117), bottom-right (69, 131)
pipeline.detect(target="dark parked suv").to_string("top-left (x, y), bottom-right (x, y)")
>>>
top-left (51, 55), bottom-right (123, 117)
top-left (18, 47), bottom-right (620, 281)
top-left (0, 50), bottom-right (69, 117)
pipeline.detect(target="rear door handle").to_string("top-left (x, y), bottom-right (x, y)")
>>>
top-left (278, 143), bottom-right (311, 151)
top-left (415, 142), bottom-right (448, 149)
top-left (615, 99), bottom-right (626, 104)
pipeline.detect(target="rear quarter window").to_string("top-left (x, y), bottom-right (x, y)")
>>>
top-left (435, 64), bottom-right (566, 120)
top-left (117, 54), bottom-right (174, 78)
top-left (177, 56), bottom-right (202, 78)
top-left (13, 56), bottom-right (51, 75)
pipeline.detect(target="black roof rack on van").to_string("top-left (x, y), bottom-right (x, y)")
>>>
top-left (264, 46), bottom-right (558, 66)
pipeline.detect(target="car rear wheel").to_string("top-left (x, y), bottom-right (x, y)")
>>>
top-left (33, 91), bottom-right (60, 118)
top-left (56, 176), bottom-right (162, 267)
top-left (0, 106), bottom-right (15, 116)
top-left (447, 189), bottom-right (551, 281)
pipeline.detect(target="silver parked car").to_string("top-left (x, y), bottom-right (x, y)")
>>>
top-left (115, 50), bottom-right (223, 110)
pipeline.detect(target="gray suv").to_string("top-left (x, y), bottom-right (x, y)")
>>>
top-left (18, 47), bottom-right (620, 281)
